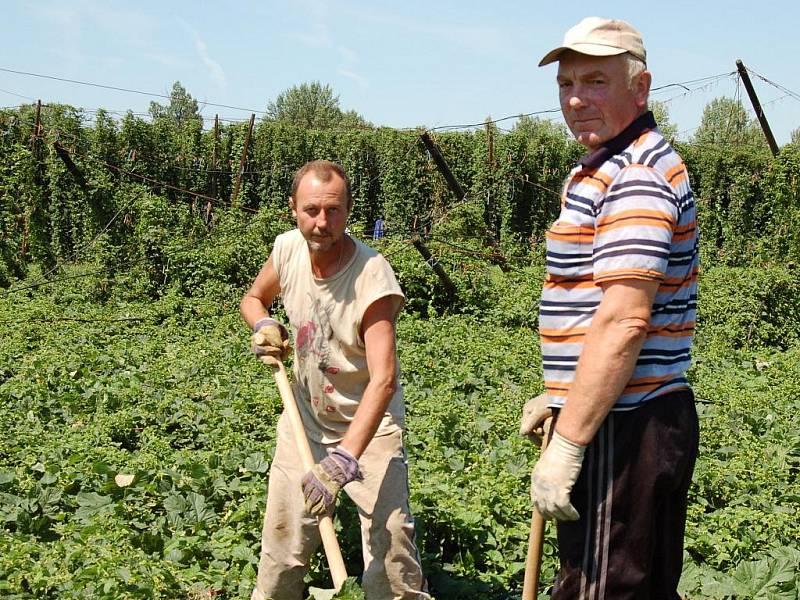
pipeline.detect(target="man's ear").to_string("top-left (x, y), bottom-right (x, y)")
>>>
top-left (289, 196), bottom-right (297, 218)
top-left (635, 70), bottom-right (652, 109)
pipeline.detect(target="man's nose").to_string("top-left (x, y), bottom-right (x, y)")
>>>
top-left (316, 210), bottom-right (328, 229)
top-left (568, 92), bottom-right (586, 109)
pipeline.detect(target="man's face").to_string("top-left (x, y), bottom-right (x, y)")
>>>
top-left (290, 172), bottom-right (351, 254)
top-left (557, 52), bottom-right (650, 150)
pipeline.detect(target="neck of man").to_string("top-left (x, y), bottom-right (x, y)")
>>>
top-left (309, 234), bottom-right (351, 278)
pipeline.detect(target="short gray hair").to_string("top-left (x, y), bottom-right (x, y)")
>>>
top-left (624, 53), bottom-right (646, 87)
top-left (623, 53), bottom-right (649, 110)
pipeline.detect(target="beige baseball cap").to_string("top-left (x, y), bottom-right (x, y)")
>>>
top-left (538, 17), bottom-right (646, 66)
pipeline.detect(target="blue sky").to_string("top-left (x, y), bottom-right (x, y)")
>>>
top-left (2, 1), bottom-right (798, 143)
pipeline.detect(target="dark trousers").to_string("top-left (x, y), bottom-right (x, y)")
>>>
top-left (551, 390), bottom-right (699, 600)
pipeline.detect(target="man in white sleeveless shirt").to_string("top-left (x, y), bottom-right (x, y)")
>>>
top-left (241, 160), bottom-right (428, 599)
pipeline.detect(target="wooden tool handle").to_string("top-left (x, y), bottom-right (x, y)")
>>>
top-left (522, 418), bottom-right (552, 600)
top-left (269, 359), bottom-right (348, 590)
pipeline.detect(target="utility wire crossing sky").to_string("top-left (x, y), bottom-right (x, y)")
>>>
top-left (1, 1), bottom-right (798, 143)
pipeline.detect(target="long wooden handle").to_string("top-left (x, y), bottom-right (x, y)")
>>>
top-left (522, 418), bottom-right (552, 600)
top-left (268, 358), bottom-right (348, 590)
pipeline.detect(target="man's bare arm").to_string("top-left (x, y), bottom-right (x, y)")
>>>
top-left (555, 278), bottom-right (660, 446)
top-left (338, 295), bottom-right (400, 459)
top-left (240, 255), bottom-right (281, 328)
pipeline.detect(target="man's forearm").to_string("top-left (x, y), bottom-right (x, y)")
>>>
top-left (240, 295), bottom-right (271, 329)
top-left (556, 316), bottom-right (648, 445)
top-left (339, 377), bottom-right (396, 459)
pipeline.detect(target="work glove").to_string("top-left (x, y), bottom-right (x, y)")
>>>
top-left (530, 431), bottom-right (586, 521)
top-left (301, 446), bottom-right (362, 516)
top-left (519, 392), bottom-right (553, 447)
top-left (251, 317), bottom-right (291, 365)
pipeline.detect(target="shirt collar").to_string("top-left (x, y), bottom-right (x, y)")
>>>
top-left (577, 111), bottom-right (657, 170)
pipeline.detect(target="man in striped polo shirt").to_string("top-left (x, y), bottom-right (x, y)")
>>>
top-left (520, 17), bottom-right (699, 599)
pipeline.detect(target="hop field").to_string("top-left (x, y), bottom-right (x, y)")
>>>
top-left (0, 262), bottom-right (798, 599)
top-left (1, 102), bottom-right (799, 598)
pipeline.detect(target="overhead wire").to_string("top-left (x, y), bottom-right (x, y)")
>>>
top-left (5, 64), bottom-right (785, 300)
top-left (0, 87), bottom-right (35, 101)
top-left (743, 67), bottom-right (800, 103)
top-left (0, 66), bottom-right (268, 114)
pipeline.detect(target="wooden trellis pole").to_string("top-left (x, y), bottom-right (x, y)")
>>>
top-left (230, 113), bottom-right (255, 206)
top-left (736, 59), bottom-right (779, 156)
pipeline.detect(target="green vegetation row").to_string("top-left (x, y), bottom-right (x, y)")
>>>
top-left (2, 101), bottom-right (800, 297)
top-left (1, 96), bottom-right (799, 598)
top-left (1, 257), bottom-right (798, 598)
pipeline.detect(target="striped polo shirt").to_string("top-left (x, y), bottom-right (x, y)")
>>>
top-left (540, 111), bottom-right (698, 410)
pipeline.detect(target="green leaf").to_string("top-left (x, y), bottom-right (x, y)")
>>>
top-left (730, 557), bottom-right (797, 599)
top-left (187, 492), bottom-right (213, 524)
top-left (74, 491), bottom-right (114, 522)
top-left (164, 548), bottom-right (184, 564)
top-left (244, 452), bottom-right (269, 474)
top-left (164, 494), bottom-right (187, 528)
top-left (76, 491), bottom-right (113, 508)
top-left (308, 578), bottom-right (365, 600)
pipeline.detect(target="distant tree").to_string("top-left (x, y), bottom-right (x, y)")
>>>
top-left (266, 82), bottom-right (371, 129)
top-left (791, 127), bottom-right (800, 147)
top-left (339, 109), bottom-right (372, 129)
top-left (512, 115), bottom-right (570, 138)
top-left (650, 100), bottom-right (678, 142)
top-left (691, 97), bottom-right (766, 150)
top-left (149, 81), bottom-right (203, 129)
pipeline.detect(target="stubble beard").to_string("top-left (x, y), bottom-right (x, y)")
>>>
top-left (306, 234), bottom-right (340, 255)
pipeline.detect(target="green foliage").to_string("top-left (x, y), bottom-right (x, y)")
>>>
top-left (265, 82), bottom-right (371, 129)
top-left (692, 96), bottom-right (768, 151)
top-left (697, 264), bottom-right (800, 350)
top-left (148, 82), bottom-right (203, 131)
top-left (651, 99), bottom-right (679, 142)
top-left (4, 98), bottom-right (800, 297)
top-left (3, 253), bottom-right (799, 598)
top-left (2, 97), bottom-right (800, 599)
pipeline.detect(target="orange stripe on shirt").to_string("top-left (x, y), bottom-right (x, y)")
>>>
top-left (623, 373), bottom-right (683, 393)
top-left (594, 268), bottom-right (666, 283)
top-left (665, 164), bottom-right (688, 188)
top-left (597, 209), bottom-right (676, 229)
top-left (546, 225), bottom-right (595, 242)
top-left (572, 169), bottom-right (613, 192)
top-left (540, 326), bottom-right (589, 343)
top-left (633, 130), bottom-right (652, 148)
top-left (544, 279), bottom-right (599, 290)
top-left (596, 216), bottom-right (674, 233)
top-left (648, 321), bottom-right (696, 337)
top-left (660, 270), bottom-right (698, 290)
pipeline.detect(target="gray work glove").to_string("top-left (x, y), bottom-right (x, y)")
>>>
top-left (530, 431), bottom-right (586, 521)
top-left (251, 317), bottom-right (291, 365)
top-left (520, 393), bottom-right (553, 447)
top-left (301, 446), bottom-right (362, 516)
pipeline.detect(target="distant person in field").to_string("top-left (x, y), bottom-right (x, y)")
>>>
top-left (373, 216), bottom-right (385, 240)
top-left (519, 17), bottom-right (700, 599)
top-left (240, 160), bottom-right (429, 600)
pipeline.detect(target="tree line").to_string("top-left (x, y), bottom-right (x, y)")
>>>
top-left (1, 81), bottom-right (799, 296)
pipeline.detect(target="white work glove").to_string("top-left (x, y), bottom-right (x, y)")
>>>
top-left (251, 317), bottom-right (291, 365)
top-left (519, 393), bottom-right (553, 447)
top-left (530, 430), bottom-right (586, 521)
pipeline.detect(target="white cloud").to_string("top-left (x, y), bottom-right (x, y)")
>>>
top-left (345, 6), bottom-right (511, 57)
top-left (178, 20), bottom-right (227, 92)
top-left (338, 45), bottom-right (359, 64)
top-left (144, 53), bottom-right (190, 69)
top-left (290, 0), bottom-right (332, 48)
top-left (338, 68), bottom-right (368, 90)
top-left (337, 45), bottom-right (368, 89)
top-left (193, 34), bottom-right (227, 91)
